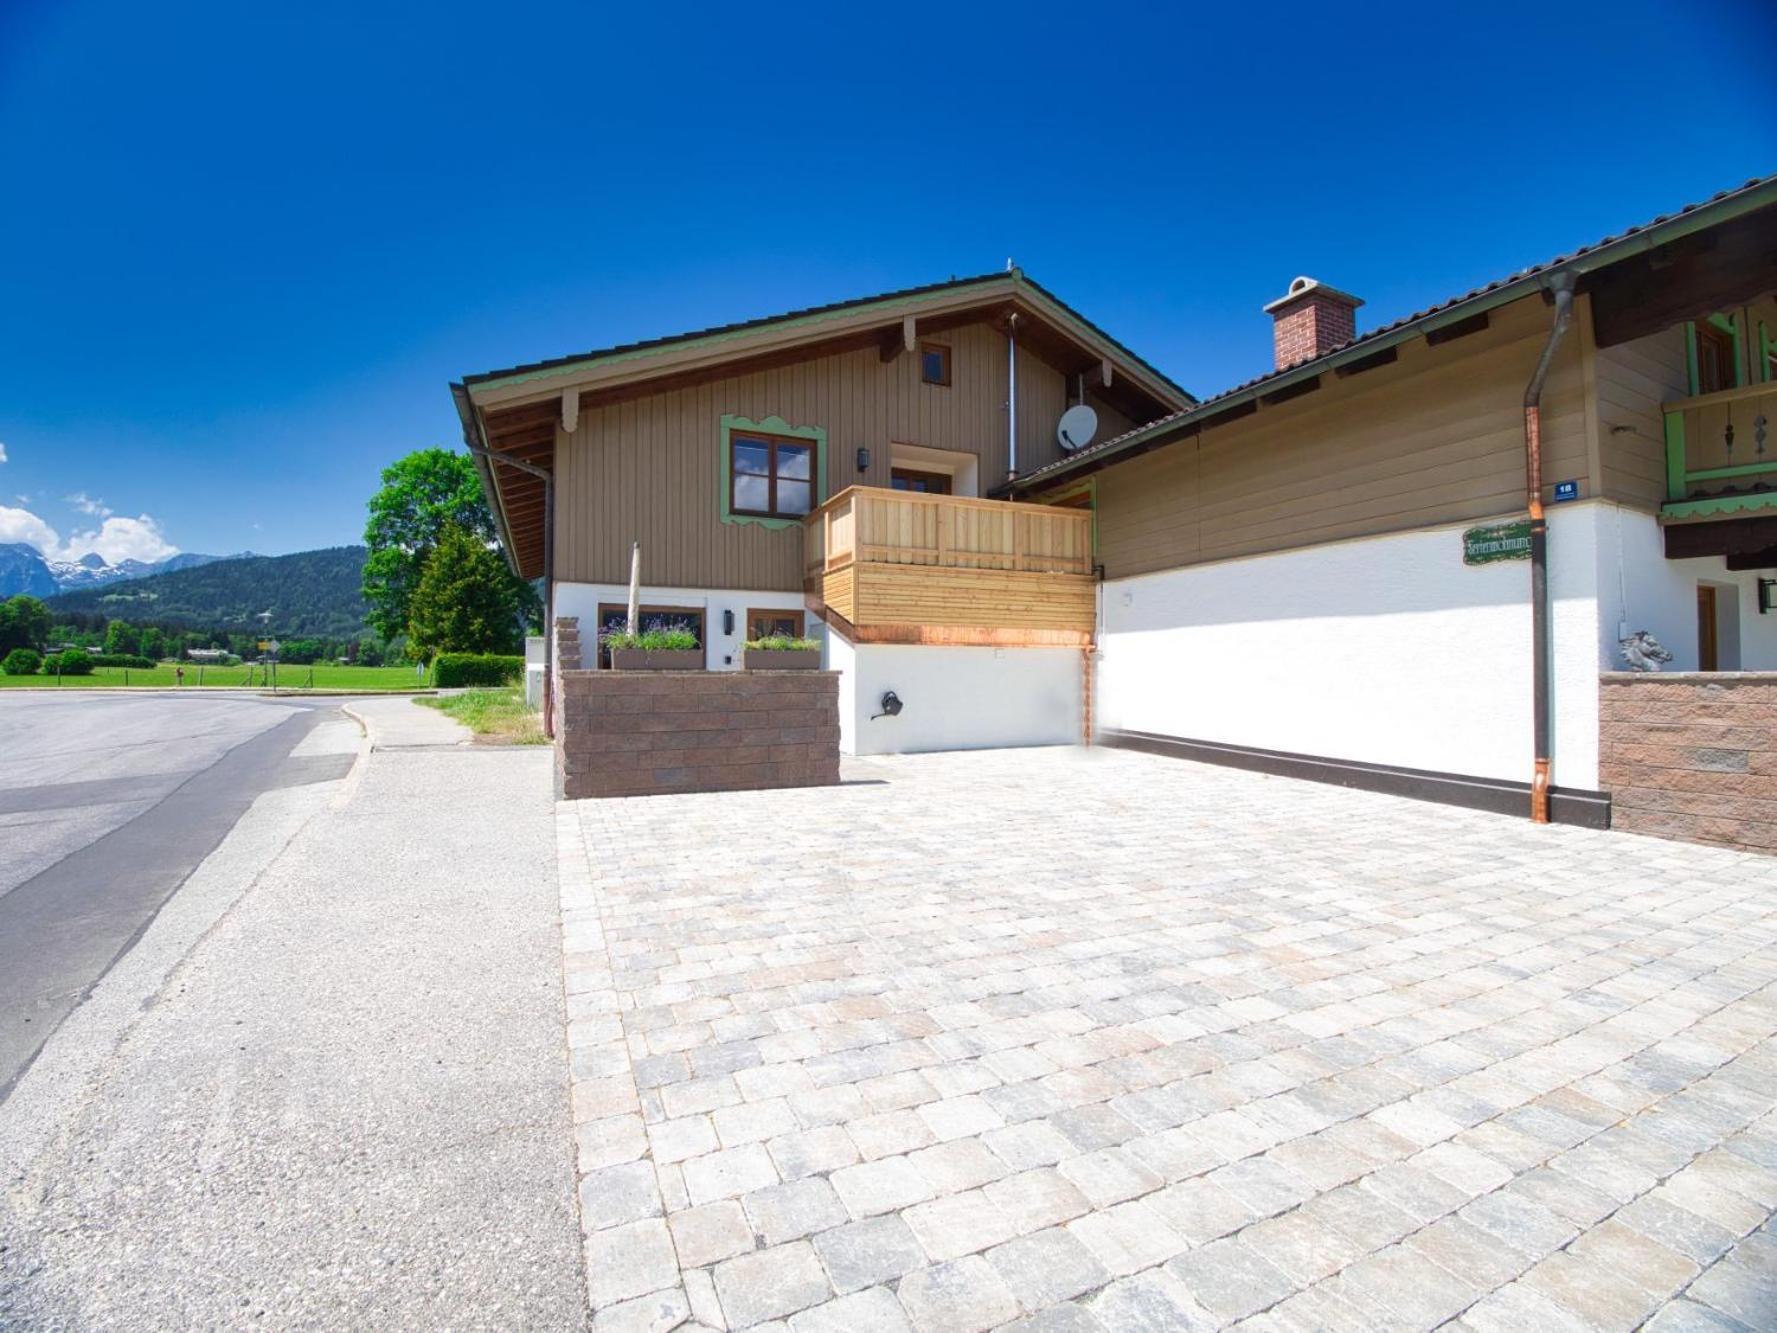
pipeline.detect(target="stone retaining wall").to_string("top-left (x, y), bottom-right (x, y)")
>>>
top-left (555, 663), bottom-right (840, 800)
top-left (1599, 672), bottom-right (1777, 854)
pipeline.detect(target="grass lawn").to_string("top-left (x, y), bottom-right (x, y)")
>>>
top-left (417, 687), bottom-right (547, 745)
top-left (0, 663), bottom-right (431, 691)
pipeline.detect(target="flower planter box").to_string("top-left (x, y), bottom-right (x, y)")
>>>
top-left (609, 648), bottom-right (703, 671)
top-left (742, 648), bottom-right (822, 671)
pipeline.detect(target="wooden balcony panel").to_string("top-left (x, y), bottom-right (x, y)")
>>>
top-left (805, 486), bottom-right (1096, 645)
top-left (1663, 382), bottom-right (1777, 509)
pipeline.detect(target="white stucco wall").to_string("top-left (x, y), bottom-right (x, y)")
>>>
top-left (834, 642), bottom-right (1082, 757)
top-left (1097, 507), bottom-right (1606, 789)
top-left (1596, 505), bottom-right (1777, 672)
top-left (552, 582), bottom-right (814, 671)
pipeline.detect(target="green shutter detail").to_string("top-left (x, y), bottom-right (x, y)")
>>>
top-left (1664, 411), bottom-right (1687, 502)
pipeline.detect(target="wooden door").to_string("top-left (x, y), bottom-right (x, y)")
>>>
top-left (1697, 585), bottom-right (1719, 671)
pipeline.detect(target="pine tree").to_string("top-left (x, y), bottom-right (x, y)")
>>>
top-left (405, 523), bottom-right (523, 658)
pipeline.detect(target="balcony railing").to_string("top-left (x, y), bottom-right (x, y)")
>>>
top-left (804, 487), bottom-right (1096, 645)
top-left (1664, 382), bottom-right (1777, 517)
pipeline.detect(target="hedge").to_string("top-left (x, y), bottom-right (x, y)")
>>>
top-left (42, 649), bottom-right (94, 676)
top-left (86, 652), bottom-right (157, 668)
top-left (2, 647), bottom-right (42, 676)
top-left (430, 653), bottom-right (524, 688)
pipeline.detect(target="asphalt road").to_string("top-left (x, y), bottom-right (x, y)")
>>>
top-left (0, 691), bottom-right (357, 1098)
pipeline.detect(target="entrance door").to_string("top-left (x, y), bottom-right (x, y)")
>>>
top-left (1698, 585), bottom-right (1719, 671)
top-left (891, 467), bottom-right (951, 495)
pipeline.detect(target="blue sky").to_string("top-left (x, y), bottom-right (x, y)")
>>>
top-left (1, 0), bottom-right (1772, 561)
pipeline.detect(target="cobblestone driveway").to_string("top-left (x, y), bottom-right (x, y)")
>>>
top-left (557, 747), bottom-right (1777, 1332)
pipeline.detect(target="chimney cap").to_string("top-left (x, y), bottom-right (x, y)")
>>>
top-left (1263, 276), bottom-right (1364, 315)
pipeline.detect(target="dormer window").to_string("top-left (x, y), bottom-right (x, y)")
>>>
top-left (920, 342), bottom-right (951, 387)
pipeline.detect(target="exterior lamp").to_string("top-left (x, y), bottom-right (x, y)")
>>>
top-left (723, 609), bottom-right (735, 635)
top-left (1760, 579), bottom-right (1776, 615)
top-left (856, 447), bottom-right (870, 473)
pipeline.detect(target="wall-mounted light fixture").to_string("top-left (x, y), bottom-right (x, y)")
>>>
top-left (871, 690), bottom-right (902, 720)
top-left (1760, 578), bottom-right (1776, 615)
top-left (723, 609), bottom-right (735, 635)
top-left (856, 447), bottom-right (870, 473)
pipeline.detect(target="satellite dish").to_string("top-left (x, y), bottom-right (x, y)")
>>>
top-left (1057, 404), bottom-right (1098, 453)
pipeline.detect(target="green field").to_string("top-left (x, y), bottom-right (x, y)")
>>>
top-left (0, 663), bottom-right (432, 691)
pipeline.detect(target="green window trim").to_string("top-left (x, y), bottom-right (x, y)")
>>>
top-left (1761, 321), bottom-right (1775, 384)
top-left (719, 414), bottom-right (827, 530)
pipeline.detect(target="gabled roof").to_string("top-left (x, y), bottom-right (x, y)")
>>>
top-left (458, 269), bottom-right (1193, 408)
top-left (1008, 172), bottom-right (1777, 493)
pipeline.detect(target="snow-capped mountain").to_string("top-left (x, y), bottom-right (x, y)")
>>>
top-left (0, 543), bottom-right (234, 598)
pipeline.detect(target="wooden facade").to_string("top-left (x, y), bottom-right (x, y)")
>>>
top-left (552, 319), bottom-right (1137, 591)
top-left (805, 487), bottom-right (1095, 645)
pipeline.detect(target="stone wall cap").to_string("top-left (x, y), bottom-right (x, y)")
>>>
top-left (1601, 672), bottom-right (1777, 683)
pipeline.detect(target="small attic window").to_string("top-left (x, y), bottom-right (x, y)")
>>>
top-left (920, 342), bottom-right (951, 387)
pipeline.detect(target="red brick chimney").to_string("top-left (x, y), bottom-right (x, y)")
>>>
top-left (1264, 277), bottom-right (1363, 370)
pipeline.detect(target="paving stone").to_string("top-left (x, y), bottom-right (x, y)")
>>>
top-left (743, 1176), bottom-right (850, 1247)
top-left (1145, 1176), bottom-right (1259, 1245)
top-left (1066, 1198), bottom-right (1187, 1276)
top-left (986, 1226), bottom-right (1111, 1308)
top-left (667, 1200), bottom-right (755, 1269)
top-left (1568, 1218), bottom-right (1702, 1298)
top-left (788, 1286), bottom-right (913, 1333)
top-left (906, 1137), bottom-right (1008, 1194)
top-left (1682, 1242), bottom-right (1777, 1328)
top-left (1166, 1236), bottom-right (1297, 1323)
top-left (812, 1214), bottom-right (927, 1293)
top-left (712, 1240), bottom-right (832, 1327)
top-left (896, 1254), bottom-right (1020, 1332)
top-left (918, 1094), bottom-right (1006, 1142)
top-left (995, 1302), bottom-right (1106, 1332)
top-left (769, 1125), bottom-right (861, 1181)
top-left (584, 1218), bottom-right (680, 1310)
top-left (591, 1284), bottom-right (691, 1333)
top-left (984, 1120), bottom-right (1077, 1170)
top-left (682, 1143), bottom-right (780, 1206)
top-left (1086, 1268), bottom-right (1217, 1331)
top-left (831, 1155), bottom-right (934, 1219)
top-left (580, 1161), bottom-right (664, 1230)
top-left (1330, 1242), bottom-right (1482, 1328)
top-left (1521, 1249), bottom-right (1664, 1330)
top-left (984, 1167), bottom-right (1093, 1233)
top-left (850, 1109), bottom-right (938, 1160)
top-left (714, 1096), bottom-right (799, 1148)
top-left (1055, 1147), bottom-right (1163, 1209)
top-left (903, 1188), bottom-right (1018, 1262)
top-left (648, 1114), bottom-right (718, 1165)
top-left (1239, 1206), bottom-right (1367, 1285)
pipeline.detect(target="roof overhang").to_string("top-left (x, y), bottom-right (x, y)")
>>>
top-left (1008, 174), bottom-right (1777, 496)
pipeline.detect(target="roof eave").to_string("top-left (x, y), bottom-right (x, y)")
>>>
top-left (451, 381), bottom-right (527, 581)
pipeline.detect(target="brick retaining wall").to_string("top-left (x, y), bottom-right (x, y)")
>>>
top-left (1599, 672), bottom-right (1777, 854)
top-left (556, 667), bottom-right (841, 799)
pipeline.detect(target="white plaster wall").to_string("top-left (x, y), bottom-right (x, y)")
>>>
top-left (1595, 505), bottom-right (1777, 672)
top-left (552, 582), bottom-right (815, 670)
top-left (839, 644), bottom-right (1082, 756)
top-left (1098, 508), bottom-right (1606, 788)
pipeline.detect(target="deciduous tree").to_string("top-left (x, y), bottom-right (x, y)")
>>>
top-left (363, 448), bottom-right (537, 641)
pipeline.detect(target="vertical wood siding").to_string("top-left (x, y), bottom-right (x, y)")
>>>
top-left (1594, 325), bottom-right (1687, 509)
top-left (555, 320), bottom-right (1098, 589)
top-left (1096, 295), bottom-right (1593, 579)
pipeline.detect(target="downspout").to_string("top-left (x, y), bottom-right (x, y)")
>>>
top-left (1006, 313), bottom-right (1019, 484)
top-left (1523, 272), bottom-right (1576, 824)
top-left (463, 431), bottom-right (557, 739)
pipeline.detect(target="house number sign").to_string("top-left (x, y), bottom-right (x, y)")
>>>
top-left (1462, 520), bottom-right (1532, 565)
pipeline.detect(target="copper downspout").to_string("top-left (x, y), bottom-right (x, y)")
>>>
top-left (1523, 274), bottom-right (1576, 823)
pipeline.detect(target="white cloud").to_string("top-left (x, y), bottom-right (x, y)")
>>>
top-left (0, 442), bottom-right (9, 464)
top-left (0, 505), bottom-right (62, 553)
top-left (64, 491), bottom-right (112, 518)
top-left (0, 504), bottom-right (178, 564)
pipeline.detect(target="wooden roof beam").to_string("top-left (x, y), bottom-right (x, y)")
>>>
top-left (879, 314), bottom-right (916, 363)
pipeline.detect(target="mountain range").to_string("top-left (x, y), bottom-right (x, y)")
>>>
top-left (0, 542), bottom-right (234, 599)
top-left (45, 546), bottom-right (370, 639)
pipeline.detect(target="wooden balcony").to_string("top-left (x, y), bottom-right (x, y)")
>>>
top-left (1663, 383), bottom-right (1777, 520)
top-left (804, 486), bottom-right (1097, 645)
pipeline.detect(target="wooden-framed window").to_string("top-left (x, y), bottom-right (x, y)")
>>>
top-left (729, 430), bottom-right (816, 520)
top-left (594, 603), bottom-right (704, 667)
top-left (919, 341), bottom-right (951, 387)
top-left (1695, 320), bottom-right (1736, 394)
top-left (890, 467), bottom-right (952, 495)
top-left (746, 608), bottom-right (804, 641)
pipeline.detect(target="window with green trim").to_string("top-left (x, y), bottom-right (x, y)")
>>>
top-left (1695, 320), bottom-right (1735, 394)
